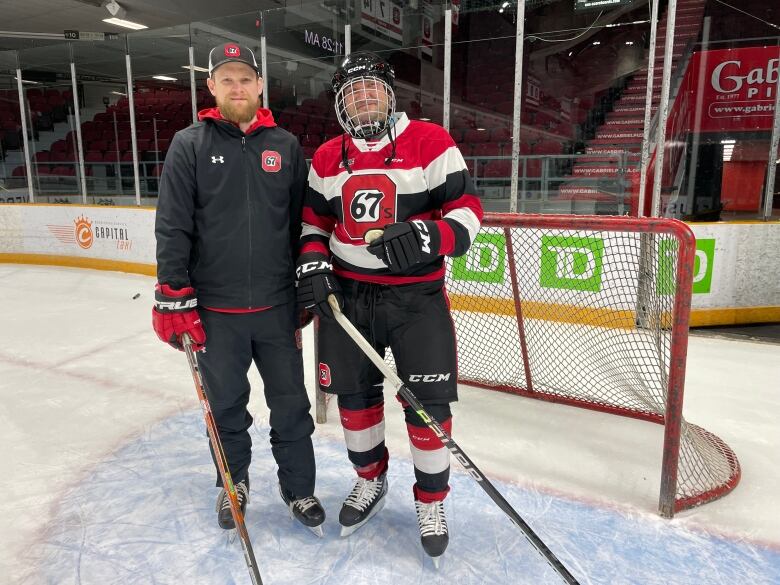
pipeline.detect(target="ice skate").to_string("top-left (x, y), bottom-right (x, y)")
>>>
top-left (415, 499), bottom-right (448, 568)
top-left (339, 473), bottom-right (388, 537)
top-left (279, 485), bottom-right (326, 537)
top-left (215, 478), bottom-right (249, 530)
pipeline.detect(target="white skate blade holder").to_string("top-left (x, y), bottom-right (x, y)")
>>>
top-left (287, 506), bottom-right (324, 538)
top-left (339, 495), bottom-right (387, 537)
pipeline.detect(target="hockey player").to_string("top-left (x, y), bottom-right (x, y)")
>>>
top-left (295, 52), bottom-right (483, 564)
top-left (154, 42), bottom-right (325, 536)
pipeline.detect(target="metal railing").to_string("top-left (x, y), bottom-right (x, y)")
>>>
top-left (468, 153), bottom-right (640, 214)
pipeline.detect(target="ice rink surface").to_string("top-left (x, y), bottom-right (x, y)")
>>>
top-left (1, 265), bottom-right (779, 585)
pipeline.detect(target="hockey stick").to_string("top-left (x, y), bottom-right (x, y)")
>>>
top-left (182, 333), bottom-right (264, 585)
top-left (326, 296), bottom-right (581, 585)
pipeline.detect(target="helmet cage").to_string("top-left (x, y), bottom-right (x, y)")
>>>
top-left (334, 75), bottom-right (396, 139)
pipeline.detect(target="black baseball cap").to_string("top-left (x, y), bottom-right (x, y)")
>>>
top-left (208, 42), bottom-right (261, 77)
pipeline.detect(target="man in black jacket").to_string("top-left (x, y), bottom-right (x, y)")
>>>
top-left (153, 42), bottom-right (324, 536)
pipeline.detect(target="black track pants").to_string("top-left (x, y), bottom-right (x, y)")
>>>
top-left (198, 303), bottom-right (316, 498)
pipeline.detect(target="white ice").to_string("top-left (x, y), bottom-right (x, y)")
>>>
top-left (1, 265), bottom-right (778, 585)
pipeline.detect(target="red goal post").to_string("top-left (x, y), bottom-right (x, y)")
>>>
top-left (314, 213), bottom-right (740, 518)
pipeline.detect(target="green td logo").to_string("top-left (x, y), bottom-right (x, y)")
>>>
top-left (692, 239), bottom-right (715, 294)
top-left (451, 233), bottom-right (506, 283)
top-left (539, 235), bottom-right (605, 292)
top-left (657, 238), bottom-right (715, 295)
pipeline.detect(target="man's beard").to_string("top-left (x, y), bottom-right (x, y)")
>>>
top-left (217, 95), bottom-right (259, 124)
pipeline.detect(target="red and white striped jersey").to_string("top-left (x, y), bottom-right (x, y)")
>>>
top-left (301, 113), bottom-right (483, 284)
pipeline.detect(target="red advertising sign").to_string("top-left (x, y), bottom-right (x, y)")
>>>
top-left (685, 47), bottom-right (779, 133)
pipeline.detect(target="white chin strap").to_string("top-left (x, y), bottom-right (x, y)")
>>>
top-left (335, 76), bottom-right (396, 139)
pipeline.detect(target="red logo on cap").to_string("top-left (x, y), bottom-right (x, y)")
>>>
top-left (261, 150), bottom-right (281, 173)
top-left (225, 44), bottom-right (240, 57)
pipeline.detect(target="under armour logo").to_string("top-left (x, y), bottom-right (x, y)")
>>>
top-left (211, 156), bottom-right (224, 164)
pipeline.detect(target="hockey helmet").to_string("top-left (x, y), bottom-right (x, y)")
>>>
top-left (332, 52), bottom-right (396, 139)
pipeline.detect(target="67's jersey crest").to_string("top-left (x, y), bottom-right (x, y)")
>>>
top-left (340, 174), bottom-right (397, 242)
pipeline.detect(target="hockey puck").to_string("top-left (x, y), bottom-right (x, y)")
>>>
top-left (132, 293), bottom-right (140, 299)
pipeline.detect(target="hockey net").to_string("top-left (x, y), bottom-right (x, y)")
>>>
top-left (315, 213), bottom-right (740, 517)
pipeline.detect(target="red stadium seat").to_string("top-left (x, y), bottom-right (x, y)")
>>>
top-left (463, 129), bottom-right (490, 144)
top-left (472, 143), bottom-right (503, 157)
top-left (482, 160), bottom-right (512, 179)
top-left (491, 128), bottom-right (511, 143)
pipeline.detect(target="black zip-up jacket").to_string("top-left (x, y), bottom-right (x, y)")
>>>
top-left (155, 107), bottom-right (307, 309)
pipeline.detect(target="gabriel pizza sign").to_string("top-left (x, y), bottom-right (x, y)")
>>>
top-left (683, 47), bottom-right (779, 132)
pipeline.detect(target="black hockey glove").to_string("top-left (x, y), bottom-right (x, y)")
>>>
top-left (366, 220), bottom-right (442, 273)
top-left (295, 252), bottom-right (344, 319)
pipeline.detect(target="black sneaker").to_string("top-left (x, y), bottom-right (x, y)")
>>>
top-left (416, 499), bottom-right (449, 568)
top-left (215, 479), bottom-right (249, 530)
top-left (339, 473), bottom-right (388, 537)
top-left (279, 485), bottom-right (326, 537)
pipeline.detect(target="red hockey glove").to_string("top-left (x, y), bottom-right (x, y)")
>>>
top-left (152, 283), bottom-right (206, 351)
top-left (295, 252), bottom-right (344, 319)
top-left (366, 220), bottom-right (442, 273)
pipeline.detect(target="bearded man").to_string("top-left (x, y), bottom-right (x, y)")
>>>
top-left (153, 42), bottom-right (325, 535)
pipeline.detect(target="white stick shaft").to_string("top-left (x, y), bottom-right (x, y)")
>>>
top-left (327, 295), bottom-right (403, 391)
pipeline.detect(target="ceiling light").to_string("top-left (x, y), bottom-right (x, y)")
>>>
top-left (182, 65), bottom-right (210, 73)
top-left (625, 41), bottom-right (634, 45)
top-left (606, 20), bottom-right (650, 28)
top-left (419, 117), bottom-right (431, 121)
top-left (720, 139), bottom-right (736, 144)
top-left (592, 41), bottom-right (601, 46)
top-left (477, 127), bottom-right (486, 131)
top-left (111, 91), bottom-right (127, 96)
top-left (502, 1), bottom-right (510, 6)
top-left (102, 17), bottom-right (148, 30)
top-left (15, 76), bottom-right (40, 84)
top-left (103, 0), bottom-right (125, 17)
top-left (153, 75), bottom-right (178, 81)
top-left (499, 7), bottom-right (504, 12)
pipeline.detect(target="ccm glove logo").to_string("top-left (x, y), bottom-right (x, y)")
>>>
top-left (411, 219), bottom-right (431, 253)
top-left (154, 298), bottom-right (198, 312)
top-left (296, 260), bottom-right (333, 278)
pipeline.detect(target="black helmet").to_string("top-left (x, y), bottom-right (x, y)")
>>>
top-left (332, 52), bottom-right (396, 139)
top-left (332, 52), bottom-right (395, 94)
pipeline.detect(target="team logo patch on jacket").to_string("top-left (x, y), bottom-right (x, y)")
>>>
top-left (261, 150), bottom-right (281, 172)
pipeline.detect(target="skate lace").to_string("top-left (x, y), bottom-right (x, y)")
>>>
top-left (293, 496), bottom-right (320, 513)
top-left (220, 481), bottom-right (248, 512)
top-left (344, 477), bottom-right (383, 512)
top-left (416, 500), bottom-right (447, 537)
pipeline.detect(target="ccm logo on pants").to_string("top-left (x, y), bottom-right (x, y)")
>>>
top-left (408, 373), bottom-right (451, 383)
